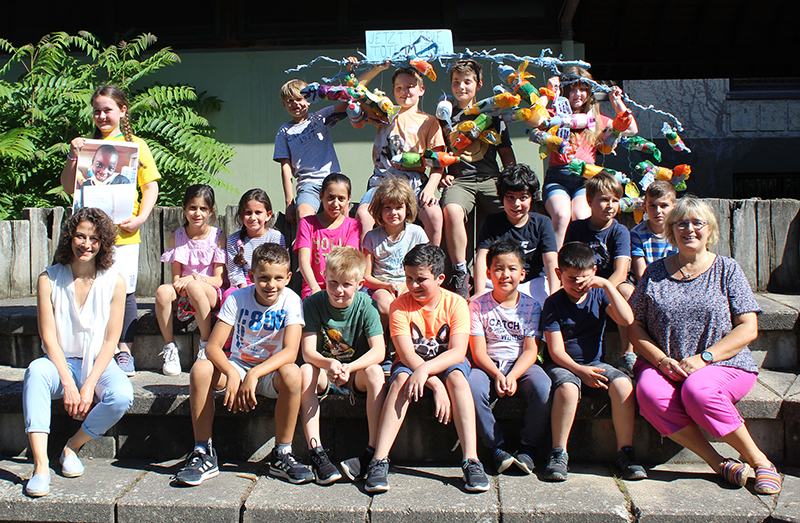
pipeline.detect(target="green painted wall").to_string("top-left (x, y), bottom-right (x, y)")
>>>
top-left (148, 42), bottom-right (583, 210)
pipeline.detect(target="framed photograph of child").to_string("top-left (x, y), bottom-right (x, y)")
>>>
top-left (72, 139), bottom-right (139, 223)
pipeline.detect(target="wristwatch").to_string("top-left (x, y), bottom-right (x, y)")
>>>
top-left (701, 351), bottom-right (714, 364)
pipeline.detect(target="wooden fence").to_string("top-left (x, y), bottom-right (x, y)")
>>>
top-left (1, 199), bottom-right (798, 298)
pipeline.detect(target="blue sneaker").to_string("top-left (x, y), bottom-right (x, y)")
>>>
top-left (115, 351), bottom-right (135, 377)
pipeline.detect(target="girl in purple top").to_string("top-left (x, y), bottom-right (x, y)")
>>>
top-left (295, 173), bottom-right (361, 298)
top-left (629, 196), bottom-right (781, 494)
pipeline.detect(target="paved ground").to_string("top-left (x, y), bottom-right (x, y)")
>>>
top-left (0, 458), bottom-right (795, 523)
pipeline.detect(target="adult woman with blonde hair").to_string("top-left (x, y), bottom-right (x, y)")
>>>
top-left (23, 208), bottom-right (133, 497)
top-left (628, 196), bottom-right (780, 494)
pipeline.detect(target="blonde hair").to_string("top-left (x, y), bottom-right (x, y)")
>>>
top-left (368, 177), bottom-right (418, 226)
top-left (280, 79), bottom-right (307, 102)
top-left (324, 246), bottom-right (367, 281)
top-left (665, 195), bottom-right (719, 248)
top-left (585, 171), bottom-right (623, 202)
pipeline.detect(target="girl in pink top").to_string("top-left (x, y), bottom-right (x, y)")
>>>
top-left (295, 173), bottom-right (361, 298)
top-left (155, 184), bottom-right (227, 375)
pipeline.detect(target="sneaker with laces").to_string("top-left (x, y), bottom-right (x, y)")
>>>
top-left (175, 449), bottom-right (219, 486)
top-left (308, 446), bottom-right (342, 485)
top-left (614, 446), bottom-right (647, 480)
top-left (364, 458), bottom-right (390, 493)
top-left (269, 451), bottom-right (314, 484)
top-left (340, 451), bottom-right (373, 481)
top-left (462, 459), bottom-right (490, 492)
top-left (492, 447), bottom-right (516, 474)
top-left (514, 445), bottom-right (535, 475)
top-left (447, 267), bottom-right (470, 299)
top-left (115, 351), bottom-right (135, 377)
top-left (161, 343), bottom-right (181, 376)
top-left (197, 340), bottom-right (208, 360)
top-left (544, 447), bottom-right (569, 482)
top-left (618, 352), bottom-right (637, 376)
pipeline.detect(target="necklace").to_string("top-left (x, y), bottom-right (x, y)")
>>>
top-left (677, 253), bottom-right (709, 280)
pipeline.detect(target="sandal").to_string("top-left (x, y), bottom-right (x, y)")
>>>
top-left (720, 458), bottom-right (750, 487)
top-left (755, 464), bottom-right (782, 495)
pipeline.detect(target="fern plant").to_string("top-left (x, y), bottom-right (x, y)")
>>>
top-left (0, 31), bottom-right (234, 219)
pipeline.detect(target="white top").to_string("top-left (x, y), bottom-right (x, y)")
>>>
top-left (469, 291), bottom-right (541, 365)
top-left (46, 263), bottom-right (119, 381)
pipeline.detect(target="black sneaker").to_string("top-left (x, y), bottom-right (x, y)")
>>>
top-left (340, 451), bottom-right (373, 481)
top-left (269, 451), bottom-right (314, 484)
top-left (614, 446), bottom-right (647, 480)
top-left (544, 447), bottom-right (569, 482)
top-left (308, 446), bottom-right (342, 485)
top-left (462, 459), bottom-right (490, 492)
top-left (174, 449), bottom-right (219, 486)
top-left (364, 458), bottom-right (390, 493)
top-left (447, 268), bottom-right (470, 299)
top-left (514, 446), bottom-right (535, 475)
top-left (492, 447), bottom-right (516, 474)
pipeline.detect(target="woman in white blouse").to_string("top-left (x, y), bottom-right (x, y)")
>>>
top-left (23, 207), bottom-right (132, 497)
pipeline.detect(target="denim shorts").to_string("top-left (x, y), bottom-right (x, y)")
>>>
top-left (295, 181), bottom-right (322, 212)
top-left (545, 361), bottom-right (629, 400)
top-left (542, 165), bottom-right (587, 201)
top-left (389, 358), bottom-right (471, 386)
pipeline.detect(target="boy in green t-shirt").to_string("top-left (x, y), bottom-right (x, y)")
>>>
top-left (300, 246), bottom-right (386, 484)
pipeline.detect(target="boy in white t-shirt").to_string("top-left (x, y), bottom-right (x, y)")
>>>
top-left (468, 238), bottom-right (552, 474)
top-left (175, 243), bottom-right (313, 486)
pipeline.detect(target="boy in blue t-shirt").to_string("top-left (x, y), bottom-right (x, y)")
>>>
top-left (299, 246), bottom-right (385, 484)
top-left (539, 242), bottom-right (646, 482)
top-left (175, 243), bottom-right (313, 486)
top-left (629, 180), bottom-right (678, 281)
top-left (468, 239), bottom-right (551, 475)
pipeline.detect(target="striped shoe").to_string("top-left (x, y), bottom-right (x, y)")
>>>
top-left (754, 464), bottom-right (781, 495)
top-left (720, 458), bottom-right (750, 488)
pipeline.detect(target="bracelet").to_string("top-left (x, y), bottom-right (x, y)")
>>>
top-left (657, 357), bottom-right (668, 368)
top-left (66, 153), bottom-right (77, 161)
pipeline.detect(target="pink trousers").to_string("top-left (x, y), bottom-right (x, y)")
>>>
top-left (634, 361), bottom-right (757, 439)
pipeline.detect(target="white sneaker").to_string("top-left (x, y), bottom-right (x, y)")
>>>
top-left (160, 342), bottom-right (181, 376)
top-left (197, 340), bottom-right (208, 360)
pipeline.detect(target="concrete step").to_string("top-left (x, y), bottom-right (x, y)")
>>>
top-left (1, 367), bottom-right (798, 466)
top-left (2, 292), bottom-right (799, 371)
top-left (0, 457), bottom-right (796, 523)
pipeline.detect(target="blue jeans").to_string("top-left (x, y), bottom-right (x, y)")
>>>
top-left (24, 357), bottom-right (133, 438)
top-left (469, 362), bottom-right (552, 449)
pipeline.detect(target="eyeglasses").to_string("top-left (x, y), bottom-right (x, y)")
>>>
top-left (674, 220), bottom-right (708, 231)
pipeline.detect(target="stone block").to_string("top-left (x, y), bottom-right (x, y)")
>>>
top-left (0, 413), bottom-right (27, 457)
top-left (760, 101), bottom-right (787, 132)
top-left (369, 465), bottom-right (498, 523)
top-left (736, 377), bottom-right (783, 419)
top-left (750, 331), bottom-right (799, 370)
top-left (132, 333), bottom-right (195, 372)
top-left (244, 476), bottom-right (370, 523)
top-left (0, 458), bottom-right (143, 523)
top-left (789, 102), bottom-right (800, 131)
top-left (756, 294), bottom-right (800, 331)
top-left (117, 459), bottom-right (257, 523)
top-left (785, 423), bottom-right (800, 466)
top-left (730, 101), bottom-right (759, 132)
top-left (499, 464), bottom-right (629, 522)
top-left (626, 463), bottom-right (771, 522)
top-left (771, 468), bottom-right (800, 522)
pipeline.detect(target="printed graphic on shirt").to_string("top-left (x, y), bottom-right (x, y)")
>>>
top-left (412, 322), bottom-right (450, 361)
top-left (320, 326), bottom-right (356, 362)
top-left (587, 240), bottom-right (611, 274)
top-left (233, 307), bottom-right (288, 365)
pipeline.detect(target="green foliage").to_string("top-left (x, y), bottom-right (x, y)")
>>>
top-left (0, 31), bottom-right (234, 219)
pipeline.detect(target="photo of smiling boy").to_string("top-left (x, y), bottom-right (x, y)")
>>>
top-left (354, 65), bottom-right (445, 246)
top-left (468, 239), bottom-right (551, 475)
top-left (539, 242), bottom-right (645, 483)
top-left (364, 244), bottom-right (489, 494)
top-left (299, 246), bottom-right (385, 485)
top-left (474, 164), bottom-right (559, 304)
top-left (439, 59), bottom-right (516, 298)
top-left (174, 243), bottom-right (313, 487)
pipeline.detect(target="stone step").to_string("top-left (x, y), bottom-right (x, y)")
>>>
top-left (1, 367), bottom-right (798, 466)
top-left (0, 457), bottom-right (796, 523)
top-left (2, 292), bottom-right (799, 372)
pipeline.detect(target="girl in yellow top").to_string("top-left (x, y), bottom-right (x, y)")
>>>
top-left (61, 85), bottom-right (161, 376)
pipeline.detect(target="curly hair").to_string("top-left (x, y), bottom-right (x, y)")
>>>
top-left (54, 208), bottom-right (118, 270)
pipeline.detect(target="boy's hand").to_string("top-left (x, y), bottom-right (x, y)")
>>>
top-left (496, 375), bottom-right (517, 397)
top-left (223, 370), bottom-right (242, 411)
top-left (546, 76), bottom-right (561, 99)
top-left (237, 372), bottom-right (259, 412)
top-left (406, 368), bottom-right (429, 401)
top-left (327, 359), bottom-right (344, 382)
top-left (432, 386), bottom-right (452, 424)
top-left (439, 174), bottom-right (455, 188)
top-left (585, 276), bottom-right (611, 291)
top-left (419, 185), bottom-right (439, 208)
top-left (576, 365), bottom-right (609, 389)
top-left (334, 363), bottom-right (351, 386)
top-left (345, 56), bottom-right (359, 73)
